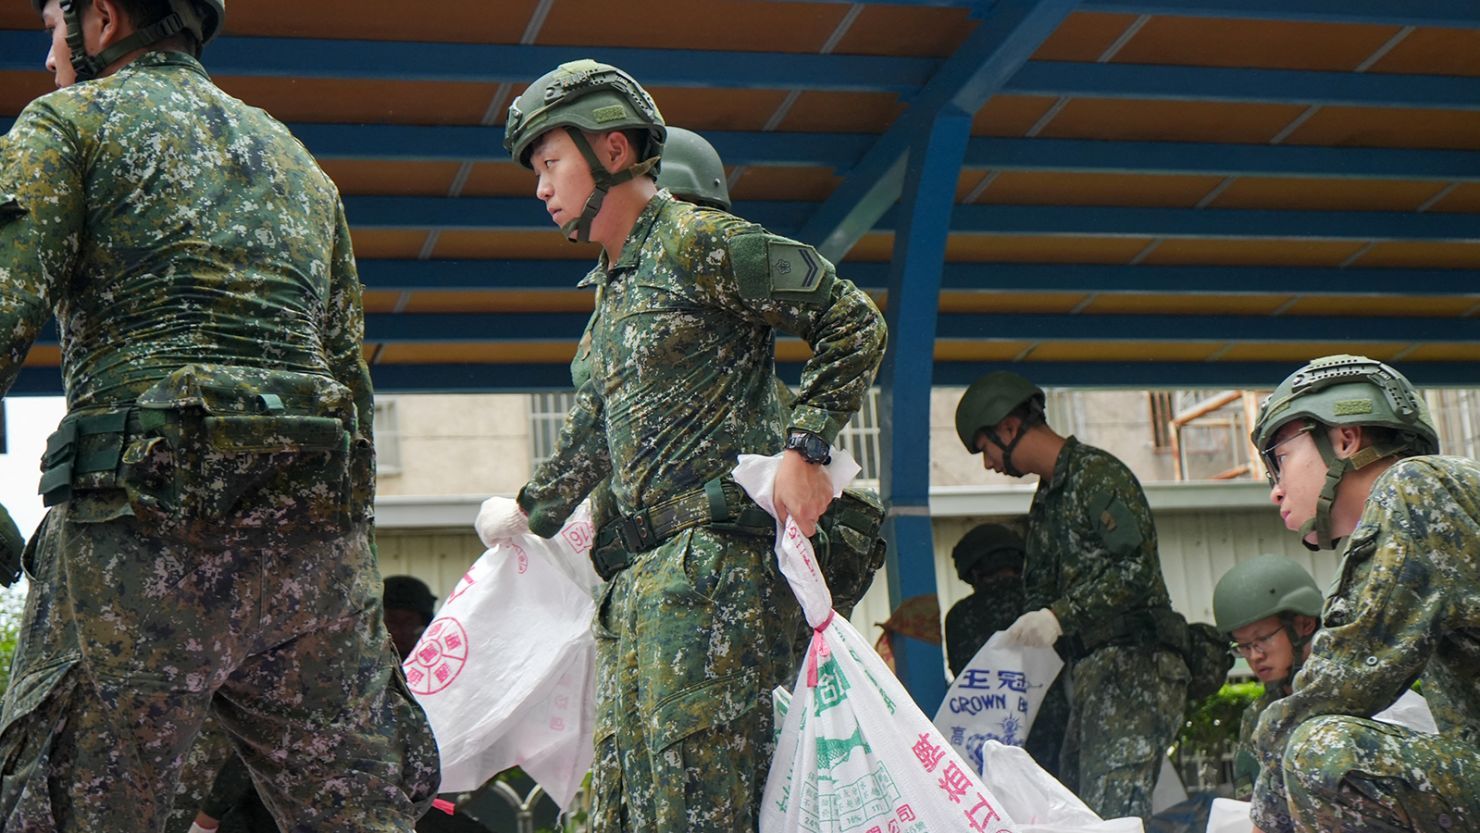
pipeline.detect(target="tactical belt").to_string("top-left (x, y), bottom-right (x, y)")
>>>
top-left (1066, 605), bottom-right (1188, 661)
top-left (39, 406), bottom-right (171, 506)
top-left (591, 477), bottom-right (771, 581)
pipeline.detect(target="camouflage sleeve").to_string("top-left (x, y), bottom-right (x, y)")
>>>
top-left (0, 100), bottom-right (83, 398)
top-left (325, 200), bottom-right (374, 443)
top-left (1249, 461), bottom-right (1447, 827)
top-left (1047, 460), bottom-right (1163, 635)
top-left (715, 229), bottom-right (887, 444)
top-left (517, 381), bottom-right (611, 538)
top-left (1232, 694), bottom-right (1265, 800)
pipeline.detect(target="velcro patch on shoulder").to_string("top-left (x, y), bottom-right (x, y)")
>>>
top-left (730, 232), bottom-right (834, 305)
top-left (1092, 492), bottom-right (1142, 556)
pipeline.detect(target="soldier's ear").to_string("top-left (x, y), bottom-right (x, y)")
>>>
top-left (92, 0), bottom-right (125, 48)
top-left (1331, 425), bottom-right (1364, 459)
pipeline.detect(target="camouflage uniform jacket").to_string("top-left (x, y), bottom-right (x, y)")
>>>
top-left (1024, 436), bottom-right (1175, 642)
top-left (518, 191), bottom-right (885, 534)
top-left (1250, 454), bottom-right (1480, 829)
top-left (1234, 686), bottom-right (1281, 800)
top-left (0, 52), bottom-right (372, 445)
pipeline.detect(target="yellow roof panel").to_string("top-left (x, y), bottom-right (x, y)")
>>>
top-left (1038, 99), bottom-right (1309, 144)
top-left (974, 171), bottom-right (1223, 208)
top-left (1209, 178), bottom-right (1450, 212)
top-left (1110, 17), bottom-right (1402, 72)
top-left (1140, 239), bottom-right (1368, 267)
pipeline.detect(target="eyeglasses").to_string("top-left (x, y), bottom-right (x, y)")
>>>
top-left (1229, 626), bottom-right (1284, 658)
top-left (1260, 423), bottom-right (1316, 487)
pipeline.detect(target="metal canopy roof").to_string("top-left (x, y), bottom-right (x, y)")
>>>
top-left (3, 0), bottom-right (1479, 395)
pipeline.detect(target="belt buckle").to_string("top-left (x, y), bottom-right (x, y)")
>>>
top-left (619, 513), bottom-right (655, 553)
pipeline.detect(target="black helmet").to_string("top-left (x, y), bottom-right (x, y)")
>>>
top-left (383, 575), bottom-right (437, 625)
top-left (951, 523), bottom-right (1025, 583)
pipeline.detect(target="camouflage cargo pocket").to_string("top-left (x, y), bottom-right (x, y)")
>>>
top-left (126, 364), bottom-right (356, 533)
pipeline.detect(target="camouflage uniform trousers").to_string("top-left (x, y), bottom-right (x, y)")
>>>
top-left (0, 507), bottom-right (440, 832)
top-left (587, 526), bottom-right (799, 832)
top-left (1025, 668), bottom-right (1071, 783)
top-left (1263, 715), bottom-right (1480, 833)
top-left (1059, 644), bottom-right (1189, 820)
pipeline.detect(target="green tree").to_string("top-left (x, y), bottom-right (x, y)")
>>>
top-left (0, 582), bottom-right (26, 695)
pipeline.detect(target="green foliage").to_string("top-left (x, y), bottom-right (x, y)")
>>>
top-left (1175, 680), bottom-right (1263, 760)
top-left (0, 584), bottom-right (25, 695)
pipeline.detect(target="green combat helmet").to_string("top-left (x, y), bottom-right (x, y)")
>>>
top-left (1252, 354), bottom-right (1439, 549)
top-left (1213, 554), bottom-right (1323, 634)
top-left (951, 522), bottom-right (1025, 583)
top-left (656, 127), bottom-right (730, 211)
top-left (503, 59), bottom-right (666, 243)
top-left (35, 0), bottom-right (225, 82)
top-left (1213, 554), bottom-right (1323, 696)
top-left (954, 370), bottom-right (1045, 477)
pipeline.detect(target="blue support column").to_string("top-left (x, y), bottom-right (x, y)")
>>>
top-left (879, 108), bottom-right (973, 714)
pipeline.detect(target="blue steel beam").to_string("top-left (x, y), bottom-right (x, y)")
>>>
top-left (6, 36), bottom-right (1480, 108)
top-left (343, 196), bottom-right (1480, 242)
top-left (879, 107), bottom-right (974, 712)
top-left (15, 119), bottom-right (1469, 181)
top-left (798, 0), bottom-right (1083, 261)
top-left (769, 0), bottom-right (1480, 27)
top-left (1006, 62), bottom-right (1480, 110)
top-left (357, 260), bottom-right (1480, 296)
top-left (1083, 0), bottom-right (1480, 27)
top-left (4, 117), bottom-right (1471, 188)
top-left (0, 33), bottom-right (936, 92)
top-left (963, 137), bottom-right (1480, 182)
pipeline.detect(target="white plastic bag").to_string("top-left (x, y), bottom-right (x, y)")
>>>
top-left (979, 741), bottom-right (1143, 833)
top-left (1374, 688), bottom-right (1438, 734)
top-left (933, 632), bottom-right (1063, 774)
top-left (734, 453), bottom-right (1017, 833)
top-left (1205, 798), bottom-right (1254, 833)
top-left (403, 503), bottom-right (600, 809)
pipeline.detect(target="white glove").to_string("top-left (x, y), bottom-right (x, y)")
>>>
top-left (189, 823), bottom-right (219, 833)
top-left (1005, 607), bottom-right (1062, 648)
top-left (475, 496), bottom-right (529, 548)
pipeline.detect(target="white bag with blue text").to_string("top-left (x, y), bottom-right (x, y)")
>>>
top-left (932, 631), bottom-right (1063, 774)
top-left (732, 453), bottom-right (1017, 833)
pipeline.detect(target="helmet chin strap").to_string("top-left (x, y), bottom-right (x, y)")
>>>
top-left (560, 126), bottom-right (660, 244)
top-left (1273, 616), bottom-right (1316, 695)
top-left (984, 408), bottom-right (1043, 478)
top-left (1299, 429), bottom-right (1409, 551)
top-left (60, 0), bottom-right (188, 82)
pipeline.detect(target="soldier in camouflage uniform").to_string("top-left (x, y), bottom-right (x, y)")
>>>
top-left (0, 2), bottom-right (439, 830)
top-left (1211, 555), bottom-right (1322, 801)
top-left (475, 61), bottom-right (886, 832)
top-left (954, 371), bottom-right (1189, 820)
top-left (1247, 355), bottom-right (1480, 833)
top-left (944, 522), bottom-right (1070, 780)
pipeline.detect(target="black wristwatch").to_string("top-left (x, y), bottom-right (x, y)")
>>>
top-left (784, 430), bottom-right (832, 465)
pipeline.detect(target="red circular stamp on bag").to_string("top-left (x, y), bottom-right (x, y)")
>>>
top-left (514, 543), bottom-right (529, 574)
top-left (403, 617), bottom-right (469, 696)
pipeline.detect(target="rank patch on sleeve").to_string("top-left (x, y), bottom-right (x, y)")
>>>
top-left (730, 232), bottom-right (834, 304)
